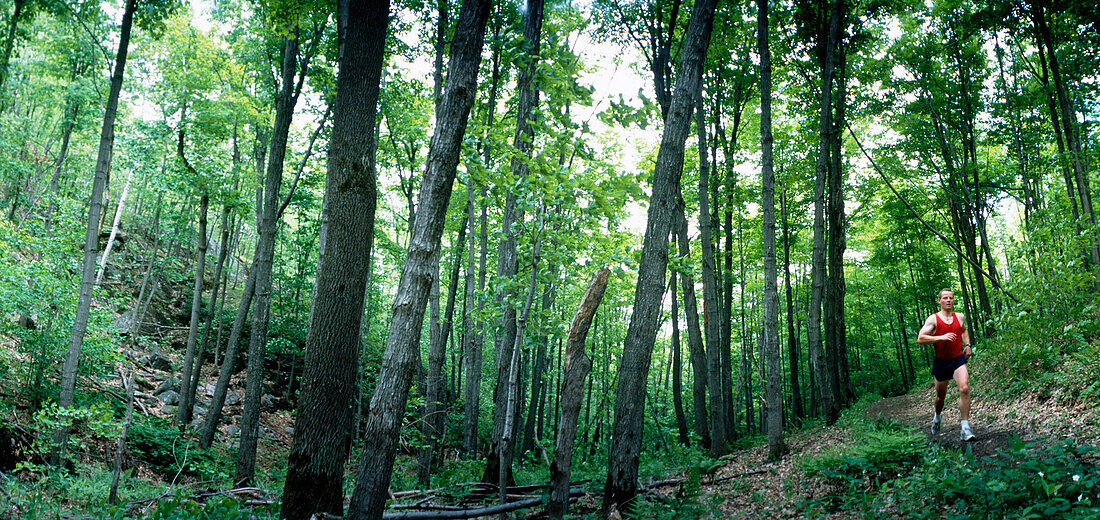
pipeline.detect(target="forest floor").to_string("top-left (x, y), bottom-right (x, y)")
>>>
top-left (650, 383), bottom-right (1100, 519)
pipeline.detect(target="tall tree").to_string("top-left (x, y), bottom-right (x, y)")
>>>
top-left (484, 0), bottom-right (545, 486)
top-left (758, 0), bottom-right (787, 461)
top-left (53, 0), bottom-right (143, 460)
top-left (346, 0), bottom-right (491, 516)
top-left (807, 0), bottom-right (841, 423)
top-left (674, 200), bottom-right (709, 447)
top-left (279, 0), bottom-right (387, 517)
top-left (603, 0), bottom-right (718, 511)
top-left (236, 18), bottom-right (320, 486)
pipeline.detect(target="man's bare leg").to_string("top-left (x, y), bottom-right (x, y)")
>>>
top-left (955, 364), bottom-right (974, 440)
top-left (954, 364), bottom-right (971, 422)
top-left (932, 379), bottom-right (948, 434)
top-left (934, 379), bottom-right (948, 414)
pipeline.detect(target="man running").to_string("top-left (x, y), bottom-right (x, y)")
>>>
top-left (917, 288), bottom-right (975, 441)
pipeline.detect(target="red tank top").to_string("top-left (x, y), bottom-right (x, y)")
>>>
top-left (934, 312), bottom-right (964, 359)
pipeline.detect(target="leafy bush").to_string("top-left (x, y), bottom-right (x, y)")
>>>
top-left (625, 469), bottom-right (720, 520)
top-left (149, 495), bottom-right (277, 520)
top-left (880, 439), bottom-right (1100, 519)
top-left (802, 418), bottom-right (925, 489)
top-left (127, 416), bottom-right (227, 480)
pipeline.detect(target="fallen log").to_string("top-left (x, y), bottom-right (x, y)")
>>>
top-left (381, 488), bottom-right (584, 520)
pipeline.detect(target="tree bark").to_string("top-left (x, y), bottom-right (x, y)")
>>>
top-left (548, 268), bottom-right (610, 520)
top-left (670, 270), bottom-right (689, 446)
top-left (346, 0), bottom-right (490, 516)
top-left (759, 0), bottom-right (788, 460)
top-left (697, 93), bottom-right (726, 456)
top-left (674, 199), bottom-right (709, 448)
top-left (780, 187), bottom-right (803, 420)
top-left (280, 1), bottom-right (387, 517)
top-left (95, 168), bottom-right (133, 285)
top-left (485, 0), bottom-right (544, 486)
top-left (603, 0), bottom-right (717, 511)
top-left (419, 210), bottom-right (468, 486)
top-left (237, 22), bottom-right (314, 486)
top-left (808, 0), bottom-right (840, 424)
top-left (53, 0), bottom-right (137, 461)
top-left (177, 191), bottom-right (208, 427)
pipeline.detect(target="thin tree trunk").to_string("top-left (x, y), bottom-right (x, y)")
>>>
top-left (759, 0), bottom-right (787, 460)
top-left (280, 2), bottom-right (386, 517)
top-left (780, 187), bottom-right (803, 419)
top-left (674, 200), bottom-right (709, 448)
top-left (237, 23), bottom-right (315, 484)
top-left (108, 367), bottom-right (135, 505)
top-left (484, 0), bottom-right (544, 486)
top-left (177, 191), bottom-right (209, 427)
top-left (697, 92), bottom-right (726, 455)
top-left (548, 268), bottom-right (609, 520)
top-left (670, 270), bottom-right (689, 446)
top-left (808, 0), bottom-right (841, 423)
top-left (52, 0), bottom-right (137, 461)
top-left (0, 0), bottom-right (25, 94)
top-left (603, 0), bottom-right (717, 511)
top-left (95, 167), bottom-right (133, 285)
top-left (419, 209), bottom-right (468, 486)
top-left (347, 0), bottom-right (489, 515)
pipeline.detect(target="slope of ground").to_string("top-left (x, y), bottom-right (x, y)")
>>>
top-left (688, 383), bottom-right (1100, 519)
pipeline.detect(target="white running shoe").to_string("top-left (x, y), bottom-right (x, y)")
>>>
top-left (961, 424), bottom-right (975, 441)
top-left (931, 419), bottom-right (941, 435)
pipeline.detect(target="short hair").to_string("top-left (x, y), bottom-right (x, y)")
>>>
top-left (938, 288), bottom-right (954, 299)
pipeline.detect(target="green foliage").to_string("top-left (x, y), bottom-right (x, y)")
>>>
top-left (801, 419), bottom-right (925, 489)
top-left (149, 495), bottom-right (276, 520)
top-left (625, 468), bottom-right (721, 520)
top-left (878, 440), bottom-right (1100, 519)
top-left (127, 416), bottom-right (230, 481)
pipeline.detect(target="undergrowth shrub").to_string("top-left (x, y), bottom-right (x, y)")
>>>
top-left (127, 416), bottom-right (227, 480)
top-left (625, 468), bottom-right (720, 520)
top-left (149, 495), bottom-right (277, 520)
top-left (802, 418), bottom-right (925, 490)
top-left (881, 438), bottom-right (1100, 519)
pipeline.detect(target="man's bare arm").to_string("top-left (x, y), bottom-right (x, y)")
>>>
top-left (917, 314), bottom-right (958, 345)
top-left (959, 314), bottom-right (972, 356)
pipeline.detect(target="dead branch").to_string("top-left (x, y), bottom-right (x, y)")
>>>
top-left (381, 488), bottom-right (584, 520)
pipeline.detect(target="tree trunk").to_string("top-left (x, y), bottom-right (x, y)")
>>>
top-left (548, 268), bottom-right (610, 520)
top-left (521, 263), bottom-right (556, 457)
top-left (190, 181), bottom-right (238, 420)
top-left (808, 0), bottom-right (840, 424)
top-left (484, 0), bottom-right (544, 486)
top-left (462, 17), bottom-right (501, 459)
top-left (0, 0), bottom-right (24, 94)
top-left (697, 93), bottom-right (726, 456)
top-left (759, 0), bottom-right (788, 460)
top-left (52, 0), bottom-right (137, 461)
top-left (347, 0), bottom-right (490, 516)
top-left (780, 187), bottom-right (803, 420)
top-left (280, 1), bottom-right (387, 517)
top-left (826, 31), bottom-right (852, 406)
top-left (670, 270), bottom-right (689, 446)
top-left (237, 23), bottom-right (312, 486)
top-left (177, 191), bottom-right (208, 427)
top-left (419, 209), bottom-right (468, 486)
top-left (674, 199), bottom-right (709, 448)
top-left (95, 167), bottom-right (133, 285)
top-left (603, 0), bottom-right (717, 511)
top-left (201, 267), bottom-right (255, 449)
top-left (1033, 3), bottom-right (1100, 273)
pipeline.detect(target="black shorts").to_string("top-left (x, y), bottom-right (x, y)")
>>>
top-left (932, 354), bottom-right (967, 382)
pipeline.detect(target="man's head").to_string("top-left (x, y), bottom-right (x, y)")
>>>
top-left (937, 289), bottom-right (954, 311)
